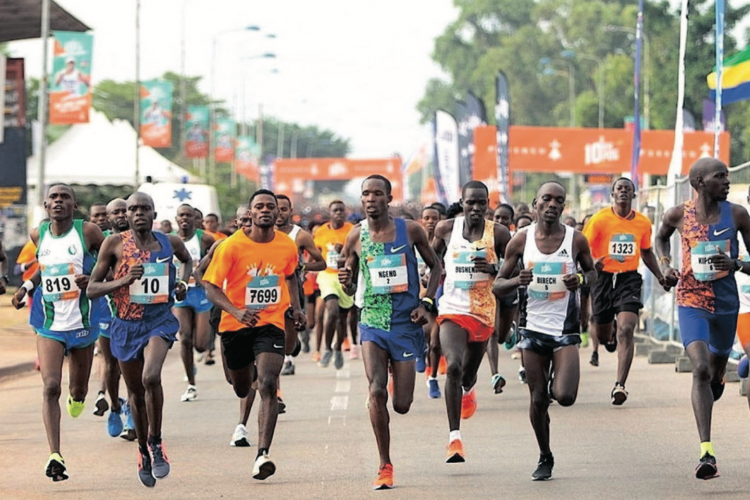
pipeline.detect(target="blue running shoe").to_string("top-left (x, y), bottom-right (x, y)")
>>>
top-left (428, 378), bottom-right (441, 399)
top-left (739, 356), bottom-right (749, 379)
top-left (416, 354), bottom-right (426, 373)
top-left (107, 409), bottom-right (124, 437)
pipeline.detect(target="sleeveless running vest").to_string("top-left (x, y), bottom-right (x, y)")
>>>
top-left (439, 218), bottom-right (497, 327)
top-left (359, 218), bottom-right (421, 333)
top-left (175, 229), bottom-right (203, 286)
top-left (677, 199), bottom-right (739, 314)
top-left (32, 220), bottom-right (95, 331)
top-left (520, 224), bottom-right (579, 336)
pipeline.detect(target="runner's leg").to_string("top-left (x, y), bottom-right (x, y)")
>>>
top-left (194, 311), bottom-right (210, 354)
top-left (142, 336), bottom-right (171, 439)
top-left (38, 337), bottom-right (65, 453)
top-left (614, 311), bottom-right (638, 386)
top-left (67, 343), bottom-right (95, 409)
top-left (440, 321), bottom-right (469, 431)
top-left (522, 348), bottom-right (552, 455)
top-left (174, 308), bottom-right (196, 386)
top-left (550, 345), bottom-right (580, 407)
top-left (255, 352), bottom-right (284, 451)
top-left (362, 341), bottom-right (392, 466)
top-left (684, 341), bottom-right (715, 443)
top-left (99, 336), bottom-right (122, 412)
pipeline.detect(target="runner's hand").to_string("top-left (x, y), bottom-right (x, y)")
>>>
top-left (662, 267), bottom-right (680, 288)
top-left (293, 309), bottom-right (307, 331)
top-left (517, 268), bottom-right (533, 286)
top-left (333, 243), bottom-right (344, 254)
top-left (74, 274), bottom-right (89, 290)
top-left (11, 287), bottom-right (27, 309)
top-left (594, 256), bottom-right (606, 273)
top-left (471, 256), bottom-right (493, 274)
top-left (338, 266), bottom-right (353, 288)
top-left (657, 275), bottom-right (674, 292)
top-left (711, 248), bottom-right (734, 271)
top-left (123, 264), bottom-right (144, 285)
top-left (562, 273), bottom-right (580, 292)
top-left (410, 304), bottom-right (429, 326)
top-left (232, 307), bottom-right (259, 327)
top-left (175, 281), bottom-right (187, 301)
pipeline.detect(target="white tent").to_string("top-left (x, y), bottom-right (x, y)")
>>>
top-left (27, 111), bottom-right (201, 199)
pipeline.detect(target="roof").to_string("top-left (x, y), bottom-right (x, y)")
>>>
top-left (0, 0), bottom-right (90, 44)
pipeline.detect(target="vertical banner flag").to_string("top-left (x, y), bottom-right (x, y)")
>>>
top-left (473, 125), bottom-right (499, 206)
top-left (140, 80), bottom-right (173, 148)
top-left (667, 0), bottom-right (689, 183)
top-left (702, 99), bottom-right (726, 132)
top-left (236, 136), bottom-right (261, 182)
top-left (495, 71), bottom-right (511, 202)
top-left (630, 0), bottom-right (644, 188)
top-left (455, 93), bottom-right (487, 188)
top-left (402, 141), bottom-right (430, 202)
top-left (184, 105), bottom-right (209, 158)
top-left (434, 110), bottom-right (460, 205)
top-left (714, 0), bottom-right (725, 156)
top-left (214, 118), bottom-right (236, 163)
top-left (49, 31), bottom-right (93, 124)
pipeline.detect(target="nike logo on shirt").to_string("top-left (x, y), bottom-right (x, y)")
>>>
top-left (390, 245), bottom-right (407, 253)
top-left (713, 228), bottom-right (730, 236)
top-left (156, 257), bottom-right (171, 263)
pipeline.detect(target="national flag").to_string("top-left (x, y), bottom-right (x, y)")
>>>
top-left (707, 44), bottom-right (750, 105)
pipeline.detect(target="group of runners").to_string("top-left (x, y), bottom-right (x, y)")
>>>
top-left (5, 156), bottom-right (750, 489)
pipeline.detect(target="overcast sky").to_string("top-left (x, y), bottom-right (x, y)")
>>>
top-left (8, 0), bottom-right (458, 158)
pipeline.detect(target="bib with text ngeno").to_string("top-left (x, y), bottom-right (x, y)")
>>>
top-left (368, 254), bottom-right (408, 294)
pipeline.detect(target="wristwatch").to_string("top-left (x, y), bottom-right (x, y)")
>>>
top-left (734, 259), bottom-right (743, 272)
top-left (420, 297), bottom-right (437, 314)
top-left (488, 263), bottom-right (499, 276)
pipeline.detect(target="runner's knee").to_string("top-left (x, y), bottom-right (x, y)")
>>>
top-left (692, 360), bottom-right (711, 383)
top-left (142, 371), bottom-right (162, 391)
top-left (369, 383), bottom-right (388, 405)
top-left (43, 379), bottom-right (62, 401)
top-left (445, 358), bottom-right (462, 380)
top-left (392, 397), bottom-right (412, 415)
top-left (257, 374), bottom-right (278, 398)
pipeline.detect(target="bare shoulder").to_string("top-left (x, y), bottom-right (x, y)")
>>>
top-left (434, 219), bottom-right (454, 238)
top-left (492, 221), bottom-right (511, 238)
top-left (507, 230), bottom-right (527, 255)
top-left (663, 204), bottom-right (685, 225)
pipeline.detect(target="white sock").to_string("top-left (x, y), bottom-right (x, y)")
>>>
top-left (450, 430), bottom-right (461, 442)
top-left (284, 355), bottom-right (293, 363)
top-left (429, 376), bottom-right (438, 381)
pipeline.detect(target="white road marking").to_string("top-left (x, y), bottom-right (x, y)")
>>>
top-left (330, 395), bottom-right (349, 411)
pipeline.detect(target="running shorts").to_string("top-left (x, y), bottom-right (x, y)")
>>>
top-left (35, 326), bottom-right (98, 353)
top-left (518, 328), bottom-right (581, 357)
top-left (317, 271), bottom-right (354, 309)
top-left (678, 306), bottom-right (737, 357)
top-left (360, 323), bottom-right (424, 363)
top-left (496, 290), bottom-right (519, 310)
top-left (591, 270), bottom-right (643, 324)
top-left (437, 314), bottom-right (494, 343)
top-left (174, 286), bottom-right (212, 313)
top-left (109, 314), bottom-right (179, 363)
top-left (738, 312), bottom-right (750, 348)
top-left (221, 324), bottom-right (285, 371)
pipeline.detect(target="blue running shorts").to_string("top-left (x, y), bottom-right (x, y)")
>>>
top-left (677, 306), bottom-right (737, 357)
top-left (173, 286), bottom-right (212, 313)
top-left (360, 323), bottom-right (425, 363)
top-left (35, 327), bottom-right (98, 353)
top-left (109, 314), bottom-right (179, 363)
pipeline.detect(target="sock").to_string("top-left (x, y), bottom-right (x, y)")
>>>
top-left (700, 441), bottom-right (715, 457)
top-left (257, 447), bottom-right (269, 458)
top-left (429, 376), bottom-right (438, 381)
top-left (449, 430), bottom-right (461, 442)
top-left (284, 355), bottom-right (293, 363)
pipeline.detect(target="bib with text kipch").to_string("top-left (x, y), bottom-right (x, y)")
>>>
top-left (691, 240), bottom-right (730, 282)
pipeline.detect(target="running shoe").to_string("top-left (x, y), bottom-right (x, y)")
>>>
top-left (93, 392), bottom-right (109, 416)
top-left (580, 332), bottom-right (590, 348)
top-left (300, 330), bottom-right (311, 353)
top-left (446, 439), bottom-right (466, 463)
top-left (137, 448), bottom-right (156, 487)
top-left (590, 351), bottom-right (599, 367)
top-left (372, 463), bottom-right (394, 490)
top-left (416, 354), bottom-right (426, 373)
top-left (711, 379), bottom-right (725, 402)
top-left (121, 401), bottom-right (136, 441)
top-left (149, 439), bottom-right (170, 479)
top-left (739, 356), bottom-right (749, 379)
top-left (278, 397), bottom-right (287, 414)
top-left (66, 395), bottom-right (85, 418)
top-left (252, 452), bottom-right (276, 480)
top-left (604, 333), bottom-right (617, 353)
top-left (312, 351), bottom-right (321, 362)
top-left (334, 350), bottom-right (345, 370)
top-left (180, 385), bottom-right (197, 402)
top-left (205, 351), bottom-right (216, 366)
top-left (281, 360), bottom-right (295, 376)
top-left (504, 324), bottom-right (518, 350)
top-left (342, 337), bottom-right (351, 351)
top-left (695, 453), bottom-right (719, 480)
top-left (518, 366), bottom-right (527, 384)
top-left (611, 383), bottom-right (628, 406)
top-left (319, 350), bottom-right (333, 368)
top-left (107, 407), bottom-right (125, 437)
top-left (230, 424), bottom-right (251, 447)
top-left (350, 344), bottom-right (360, 360)
top-left (45, 453), bottom-right (68, 482)
top-left (491, 374), bottom-right (506, 394)
top-left (532, 453), bottom-right (554, 481)
top-left (460, 388), bottom-right (477, 419)
top-left (427, 378), bottom-right (441, 399)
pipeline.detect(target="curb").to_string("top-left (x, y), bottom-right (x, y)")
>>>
top-left (0, 362), bottom-right (36, 382)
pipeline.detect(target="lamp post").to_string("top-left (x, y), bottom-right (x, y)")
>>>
top-left (561, 50), bottom-right (604, 128)
top-left (179, 0), bottom-right (197, 166)
top-left (605, 25), bottom-right (650, 129)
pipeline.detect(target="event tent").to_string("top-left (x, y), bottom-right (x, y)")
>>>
top-left (0, 0), bottom-right (89, 43)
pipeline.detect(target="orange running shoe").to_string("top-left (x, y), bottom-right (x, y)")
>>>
top-left (461, 388), bottom-right (477, 419)
top-left (312, 351), bottom-right (321, 362)
top-left (342, 337), bottom-right (351, 351)
top-left (373, 463), bottom-right (394, 490)
top-left (446, 439), bottom-right (466, 463)
top-left (438, 356), bottom-right (447, 375)
top-left (388, 377), bottom-right (394, 396)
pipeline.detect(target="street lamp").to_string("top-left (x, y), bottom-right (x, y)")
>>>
top-left (561, 50), bottom-right (604, 128)
top-left (605, 25), bottom-right (650, 128)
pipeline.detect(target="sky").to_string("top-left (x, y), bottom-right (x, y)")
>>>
top-left (7, 0), bottom-right (458, 158)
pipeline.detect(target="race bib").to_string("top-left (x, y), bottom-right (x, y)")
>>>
top-left (741, 284), bottom-right (750, 294)
top-left (691, 240), bottom-right (730, 282)
top-left (368, 254), bottom-right (408, 294)
top-left (326, 249), bottom-right (341, 270)
top-left (41, 263), bottom-right (80, 302)
top-left (450, 249), bottom-right (490, 290)
top-left (609, 234), bottom-right (637, 262)
top-left (130, 263), bottom-right (170, 304)
top-left (245, 275), bottom-right (281, 310)
top-left (527, 261), bottom-right (569, 300)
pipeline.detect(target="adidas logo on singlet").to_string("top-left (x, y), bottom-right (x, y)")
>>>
top-left (557, 249), bottom-right (569, 257)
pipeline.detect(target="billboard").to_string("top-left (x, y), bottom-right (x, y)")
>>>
top-left (214, 118), bottom-right (235, 163)
top-left (184, 105), bottom-right (209, 158)
top-left (49, 31), bottom-right (92, 124)
top-left (140, 80), bottom-right (173, 148)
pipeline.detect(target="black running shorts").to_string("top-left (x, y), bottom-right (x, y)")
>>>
top-left (220, 324), bottom-right (285, 371)
top-left (518, 329), bottom-right (581, 357)
top-left (591, 270), bottom-right (643, 325)
top-left (497, 290), bottom-right (519, 310)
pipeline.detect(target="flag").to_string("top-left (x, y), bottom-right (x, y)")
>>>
top-left (630, 0), bottom-right (644, 188)
top-left (495, 71), bottom-right (511, 202)
top-left (140, 80), bottom-right (173, 148)
top-left (214, 118), bottom-right (235, 163)
top-left (49, 31), bottom-right (93, 124)
top-left (236, 136), bottom-right (261, 182)
top-left (707, 45), bottom-right (750, 105)
top-left (433, 110), bottom-right (460, 204)
top-left (184, 105), bottom-right (209, 158)
top-left (713, 0), bottom-right (726, 156)
top-left (667, 0), bottom-right (689, 182)
top-left (455, 93), bottom-right (486, 187)
top-left (401, 141), bottom-right (430, 202)
top-left (702, 99), bottom-right (726, 132)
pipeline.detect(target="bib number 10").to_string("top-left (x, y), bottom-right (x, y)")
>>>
top-left (130, 263), bottom-right (170, 304)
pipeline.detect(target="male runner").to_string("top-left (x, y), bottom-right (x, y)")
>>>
top-left (203, 190), bottom-right (305, 480)
top-left (194, 208), bottom-right (204, 231)
top-left (275, 194), bottom-right (326, 375)
top-left (583, 178), bottom-right (672, 404)
top-left (494, 181), bottom-right (596, 480)
top-left (432, 181), bottom-right (511, 462)
top-left (11, 184), bottom-right (105, 482)
top-left (0, 239), bottom-right (7, 295)
top-left (88, 192), bottom-right (191, 487)
top-left (173, 204), bottom-right (215, 401)
top-left (493, 203), bottom-right (514, 229)
top-left (314, 200), bottom-right (354, 369)
top-left (339, 175), bottom-right (440, 489)
top-left (89, 202), bottom-right (110, 233)
top-left (656, 158), bottom-right (750, 479)
top-left (420, 205), bottom-right (443, 398)
top-left (203, 213), bottom-right (227, 241)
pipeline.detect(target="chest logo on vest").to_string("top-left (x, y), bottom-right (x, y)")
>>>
top-left (68, 245), bottom-right (77, 255)
top-left (713, 228), bottom-right (730, 236)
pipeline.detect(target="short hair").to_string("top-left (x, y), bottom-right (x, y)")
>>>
top-left (430, 202), bottom-right (447, 216)
top-left (128, 192), bottom-right (155, 209)
top-left (497, 203), bottom-right (515, 219)
top-left (235, 204), bottom-right (249, 218)
top-left (205, 213), bottom-right (219, 221)
top-left (515, 213), bottom-right (533, 225)
top-left (277, 194), bottom-right (292, 208)
top-left (462, 180), bottom-right (489, 198)
top-left (611, 177), bottom-right (635, 192)
top-left (193, 208), bottom-right (203, 217)
top-left (90, 202), bottom-right (106, 209)
top-left (362, 174), bottom-right (392, 195)
top-left (249, 189), bottom-right (277, 206)
top-left (177, 203), bottom-right (194, 212)
top-left (47, 183), bottom-right (76, 199)
top-left (421, 205), bottom-right (440, 216)
top-left (446, 201), bottom-right (463, 219)
top-left (329, 199), bottom-right (345, 209)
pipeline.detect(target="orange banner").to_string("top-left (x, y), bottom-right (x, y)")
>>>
top-left (508, 126), bottom-right (730, 176)
top-left (472, 125), bottom-right (501, 205)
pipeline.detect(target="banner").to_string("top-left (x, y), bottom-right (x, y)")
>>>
top-left (49, 31), bottom-right (93, 124)
top-left (455, 93), bottom-right (486, 188)
top-left (184, 105), bottom-right (209, 158)
top-left (495, 71), bottom-right (511, 202)
top-left (235, 136), bottom-right (261, 182)
top-left (667, 0), bottom-right (689, 182)
top-left (702, 99), bottom-right (726, 132)
top-left (401, 141), bottom-right (430, 202)
top-left (434, 110), bottom-right (460, 204)
top-left (473, 125), bottom-right (500, 206)
top-left (214, 118), bottom-right (236, 163)
top-left (140, 80), bottom-right (173, 148)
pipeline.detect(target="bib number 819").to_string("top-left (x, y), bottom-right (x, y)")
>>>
top-left (45, 277), bottom-right (72, 293)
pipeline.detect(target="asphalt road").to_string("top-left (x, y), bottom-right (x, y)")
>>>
top-left (1, 343), bottom-right (749, 500)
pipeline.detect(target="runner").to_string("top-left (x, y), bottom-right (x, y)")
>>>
top-left (493, 181), bottom-right (596, 480)
top-left (736, 185), bottom-right (750, 418)
top-left (339, 175), bottom-right (440, 489)
top-left (314, 200), bottom-right (354, 369)
top-left (87, 192), bottom-right (191, 487)
top-left (275, 194), bottom-right (326, 375)
top-left (194, 208), bottom-right (204, 232)
top-left (580, 213), bottom-right (595, 355)
top-left (583, 178), bottom-right (672, 404)
top-left (432, 181), bottom-right (511, 462)
top-left (419, 205), bottom-right (443, 398)
top-left (173, 204), bottom-right (215, 402)
top-left (493, 203), bottom-right (514, 229)
top-left (203, 190), bottom-right (305, 480)
top-left (655, 158), bottom-right (750, 480)
top-left (203, 213), bottom-right (227, 241)
top-left (10, 184), bottom-right (105, 482)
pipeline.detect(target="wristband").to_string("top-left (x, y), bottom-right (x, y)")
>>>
top-left (176, 280), bottom-right (188, 289)
top-left (22, 280), bottom-right (34, 292)
top-left (576, 273), bottom-right (585, 286)
top-left (735, 259), bottom-right (743, 272)
top-left (659, 256), bottom-right (672, 266)
top-left (421, 297), bottom-right (434, 306)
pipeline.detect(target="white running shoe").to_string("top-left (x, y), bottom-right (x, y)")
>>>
top-left (230, 424), bottom-right (251, 447)
top-left (180, 385), bottom-right (197, 402)
top-left (252, 452), bottom-right (276, 480)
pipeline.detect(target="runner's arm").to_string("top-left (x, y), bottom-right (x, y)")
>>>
top-left (492, 222), bottom-right (512, 276)
top-left (733, 204), bottom-right (750, 275)
top-left (640, 247), bottom-right (665, 282)
top-left (572, 231), bottom-right (597, 287)
top-left (83, 221), bottom-right (105, 253)
top-left (0, 241), bottom-right (6, 294)
top-left (203, 282), bottom-right (258, 327)
top-left (339, 226), bottom-right (361, 296)
top-left (493, 232), bottom-right (529, 297)
top-left (655, 205), bottom-right (682, 284)
top-left (87, 237), bottom-right (130, 299)
top-left (431, 220), bottom-right (450, 261)
top-left (169, 235), bottom-right (193, 283)
top-left (411, 220), bottom-right (441, 299)
top-left (194, 240), bottom-right (222, 283)
top-left (298, 231), bottom-right (326, 272)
